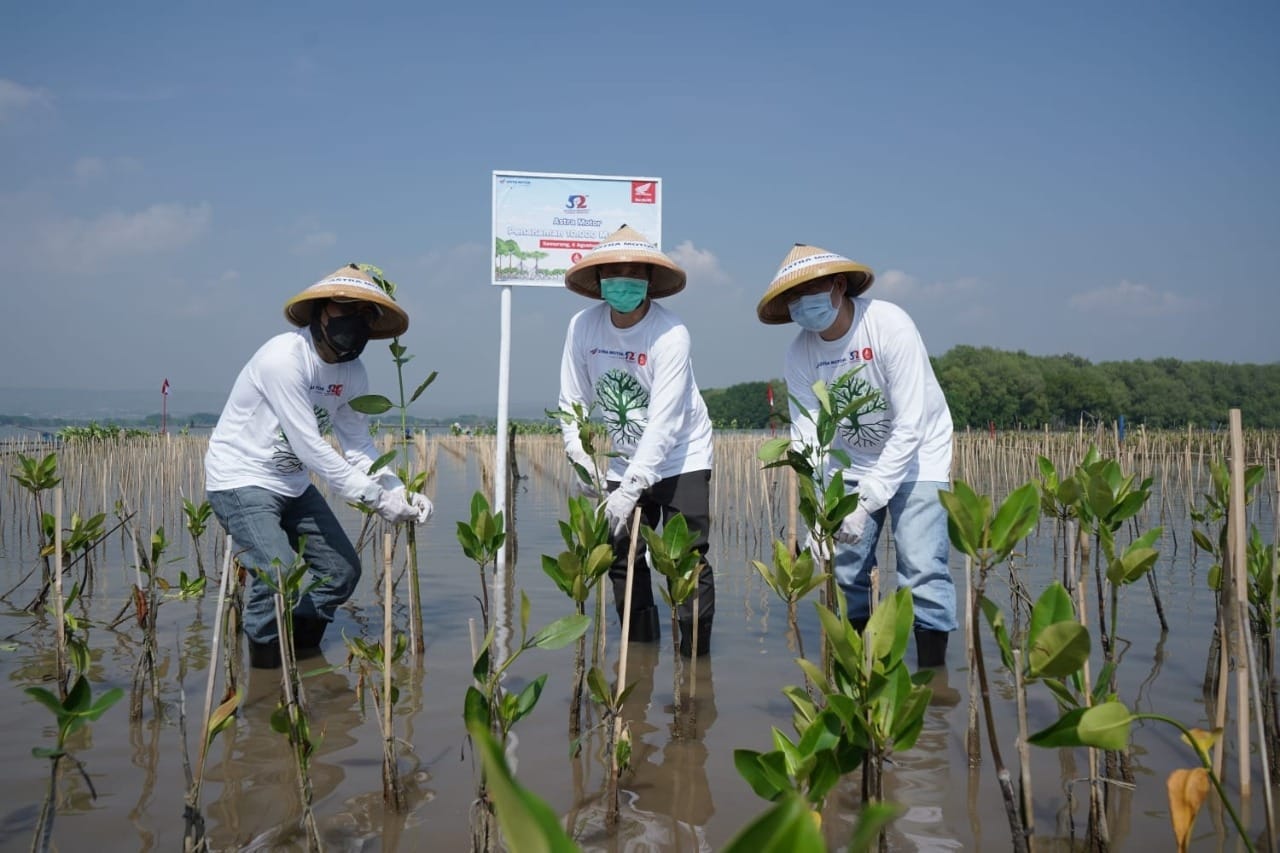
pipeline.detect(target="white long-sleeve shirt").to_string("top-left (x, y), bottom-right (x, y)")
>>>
top-left (786, 297), bottom-right (953, 514)
top-left (559, 301), bottom-right (714, 486)
top-left (205, 327), bottom-right (397, 503)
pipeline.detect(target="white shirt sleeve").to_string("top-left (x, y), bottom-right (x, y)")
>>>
top-left (786, 339), bottom-right (820, 456)
top-left (621, 323), bottom-right (692, 489)
top-left (557, 311), bottom-right (595, 470)
top-left (855, 311), bottom-right (933, 513)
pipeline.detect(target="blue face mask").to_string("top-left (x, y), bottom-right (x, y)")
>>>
top-left (600, 277), bottom-right (649, 313)
top-left (788, 290), bottom-right (839, 332)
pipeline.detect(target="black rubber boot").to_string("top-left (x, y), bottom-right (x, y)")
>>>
top-left (293, 615), bottom-right (328, 652)
top-left (248, 638), bottom-right (281, 669)
top-left (851, 617), bottom-right (868, 633)
top-left (627, 606), bottom-right (661, 643)
top-left (678, 619), bottom-right (712, 658)
top-left (915, 628), bottom-right (949, 668)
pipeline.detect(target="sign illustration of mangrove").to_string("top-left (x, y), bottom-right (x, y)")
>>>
top-left (596, 369), bottom-right (648, 444)
top-left (831, 369), bottom-right (890, 448)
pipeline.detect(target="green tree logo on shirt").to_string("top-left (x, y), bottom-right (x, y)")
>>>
top-left (596, 368), bottom-right (648, 444)
top-left (832, 368), bottom-right (889, 448)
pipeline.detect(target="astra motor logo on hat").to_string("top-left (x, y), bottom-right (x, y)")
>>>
top-left (565, 194), bottom-right (589, 211)
top-left (631, 182), bottom-right (655, 204)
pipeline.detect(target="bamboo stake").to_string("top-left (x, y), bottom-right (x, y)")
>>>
top-left (966, 555), bottom-right (980, 766)
top-left (1228, 408), bottom-right (1250, 797)
top-left (1242, 597), bottom-right (1276, 851)
top-left (196, 539), bottom-right (235, 783)
top-left (1013, 648), bottom-right (1034, 850)
top-left (53, 487), bottom-right (67, 698)
top-left (382, 530), bottom-right (403, 810)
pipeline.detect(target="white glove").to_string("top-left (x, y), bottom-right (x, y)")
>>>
top-left (802, 528), bottom-right (832, 561)
top-left (835, 505), bottom-right (872, 545)
top-left (373, 488), bottom-right (417, 524)
top-left (604, 481), bottom-right (643, 538)
top-left (407, 491), bottom-right (434, 524)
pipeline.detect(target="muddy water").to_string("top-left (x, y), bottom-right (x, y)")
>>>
top-left (0, 436), bottom-right (1274, 852)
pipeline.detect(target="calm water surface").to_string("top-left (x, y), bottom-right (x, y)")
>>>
top-left (0, 437), bottom-right (1273, 852)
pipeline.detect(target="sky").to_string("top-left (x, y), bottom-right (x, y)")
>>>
top-left (2, 1), bottom-right (1277, 419)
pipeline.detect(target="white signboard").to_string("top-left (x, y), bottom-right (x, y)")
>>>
top-left (491, 170), bottom-right (663, 287)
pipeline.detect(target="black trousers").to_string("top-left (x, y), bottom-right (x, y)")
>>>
top-left (608, 469), bottom-right (715, 625)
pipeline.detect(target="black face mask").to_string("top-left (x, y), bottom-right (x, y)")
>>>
top-left (311, 310), bottom-right (371, 362)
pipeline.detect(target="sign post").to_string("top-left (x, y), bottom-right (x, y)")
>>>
top-left (489, 170), bottom-right (662, 665)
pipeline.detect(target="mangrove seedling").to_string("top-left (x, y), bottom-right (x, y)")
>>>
top-left (255, 546), bottom-right (325, 851)
top-left (10, 451), bottom-right (61, 609)
top-left (540, 492), bottom-right (612, 738)
top-left (464, 593), bottom-right (588, 853)
top-left (457, 491), bottom-right (509, 634)
top-left (939, 479), bottom-right (1040, 853)
top-left (25, 674), bottom-right (124, 853)
top-left (347, 262), bottom-right (438, 657)
top-left (752, 537), bottom-right (829, 660)
top-left (182, 498), bottom-right (213, 578)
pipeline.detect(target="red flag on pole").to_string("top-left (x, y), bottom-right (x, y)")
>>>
top-left (766, 383), bottom-right (774, 407)
top-left (161, 379), bottom-right (170, 396)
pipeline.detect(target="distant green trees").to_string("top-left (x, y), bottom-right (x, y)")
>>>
top-left (699, 348), bottom-right (1280, 430)
top-left (701, 380), bottom-right (786, 430)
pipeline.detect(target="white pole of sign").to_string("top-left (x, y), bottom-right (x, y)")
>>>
top-left (492, 283), bottom-right (512, 673)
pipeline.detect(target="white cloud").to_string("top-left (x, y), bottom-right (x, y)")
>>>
top-left (669, 240), bottom-right (730, 285)
top-left (73, 155), bottom-right (142, 180)
top-left (39, 202), bottom-right (212, 270)
top-left (877, 268), bottom-right (983, 301)
top-left (293, 230), bottom-right (337, 254)
top-left (1069, 279), bottom-right (1194, 316)
top-left (0, 79), bottom-right (50, 124)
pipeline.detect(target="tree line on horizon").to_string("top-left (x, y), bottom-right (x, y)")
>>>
top-left (700, 346), bottom-right (1280, 431)
top-left (3, 347), bottom-right (1276, 435)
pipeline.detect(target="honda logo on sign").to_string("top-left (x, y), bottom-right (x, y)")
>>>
top-left (631, 181), bottom-right (655, 204)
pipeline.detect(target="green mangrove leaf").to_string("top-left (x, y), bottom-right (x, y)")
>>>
top-left (732, 749), bottom-right (792, 802)
top-left (467, 721), bottom-right (580, 853)
top-left (848, 802), bottom-right (906, 852)
top-left (721, 791), bottom-right (825, 853)
top-left (989, 482), bottom-right (1040, 556)
top-left (938, 482), bottom-right (984, 559)
top-left (1028, 706), bottom-right (1087, 748)
top-left (348, 394), bottom-right (394, 415)
top-left (463, 685), bottom-right (489, 729)
top-left (530, 614), bottom-right (590, 650)
top-left (409, 371), bottom-right (438, 404)
top-left (1027, 621), bottom-right (1090, 678)
top-left (1077, 701), bottom-right (1132, 750)
top-left (757, 436), bottom-right (791, 463)
top-left (979, 596), bottom-right (1014, 671)
top-left (1028, 582), bottom-right (1075, 653)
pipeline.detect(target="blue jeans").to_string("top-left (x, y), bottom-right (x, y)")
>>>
top-left (207, 485), bottom-right (361, 644)
top-left (834, 480), bottom-right (957, 633)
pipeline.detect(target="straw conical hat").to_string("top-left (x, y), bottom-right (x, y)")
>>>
top-left (756, 244), bottom-right (874, 325)
top-left (284, 264), bottom-right (409, 339)
top-left (564, 225), bottom-right (686, 300)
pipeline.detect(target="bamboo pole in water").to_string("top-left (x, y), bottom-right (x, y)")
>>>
top-left (53, 487), bottom-right (67, 698)
top-left (1228, 409), bottom-right (1250, 798)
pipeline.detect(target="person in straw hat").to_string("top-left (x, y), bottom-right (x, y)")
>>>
top-left (204, 263), bottom-right (433, 669)
top-left (758, 244), bottom-right (956, 668)
top-left (559, 225), bottom-right (716, 657)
